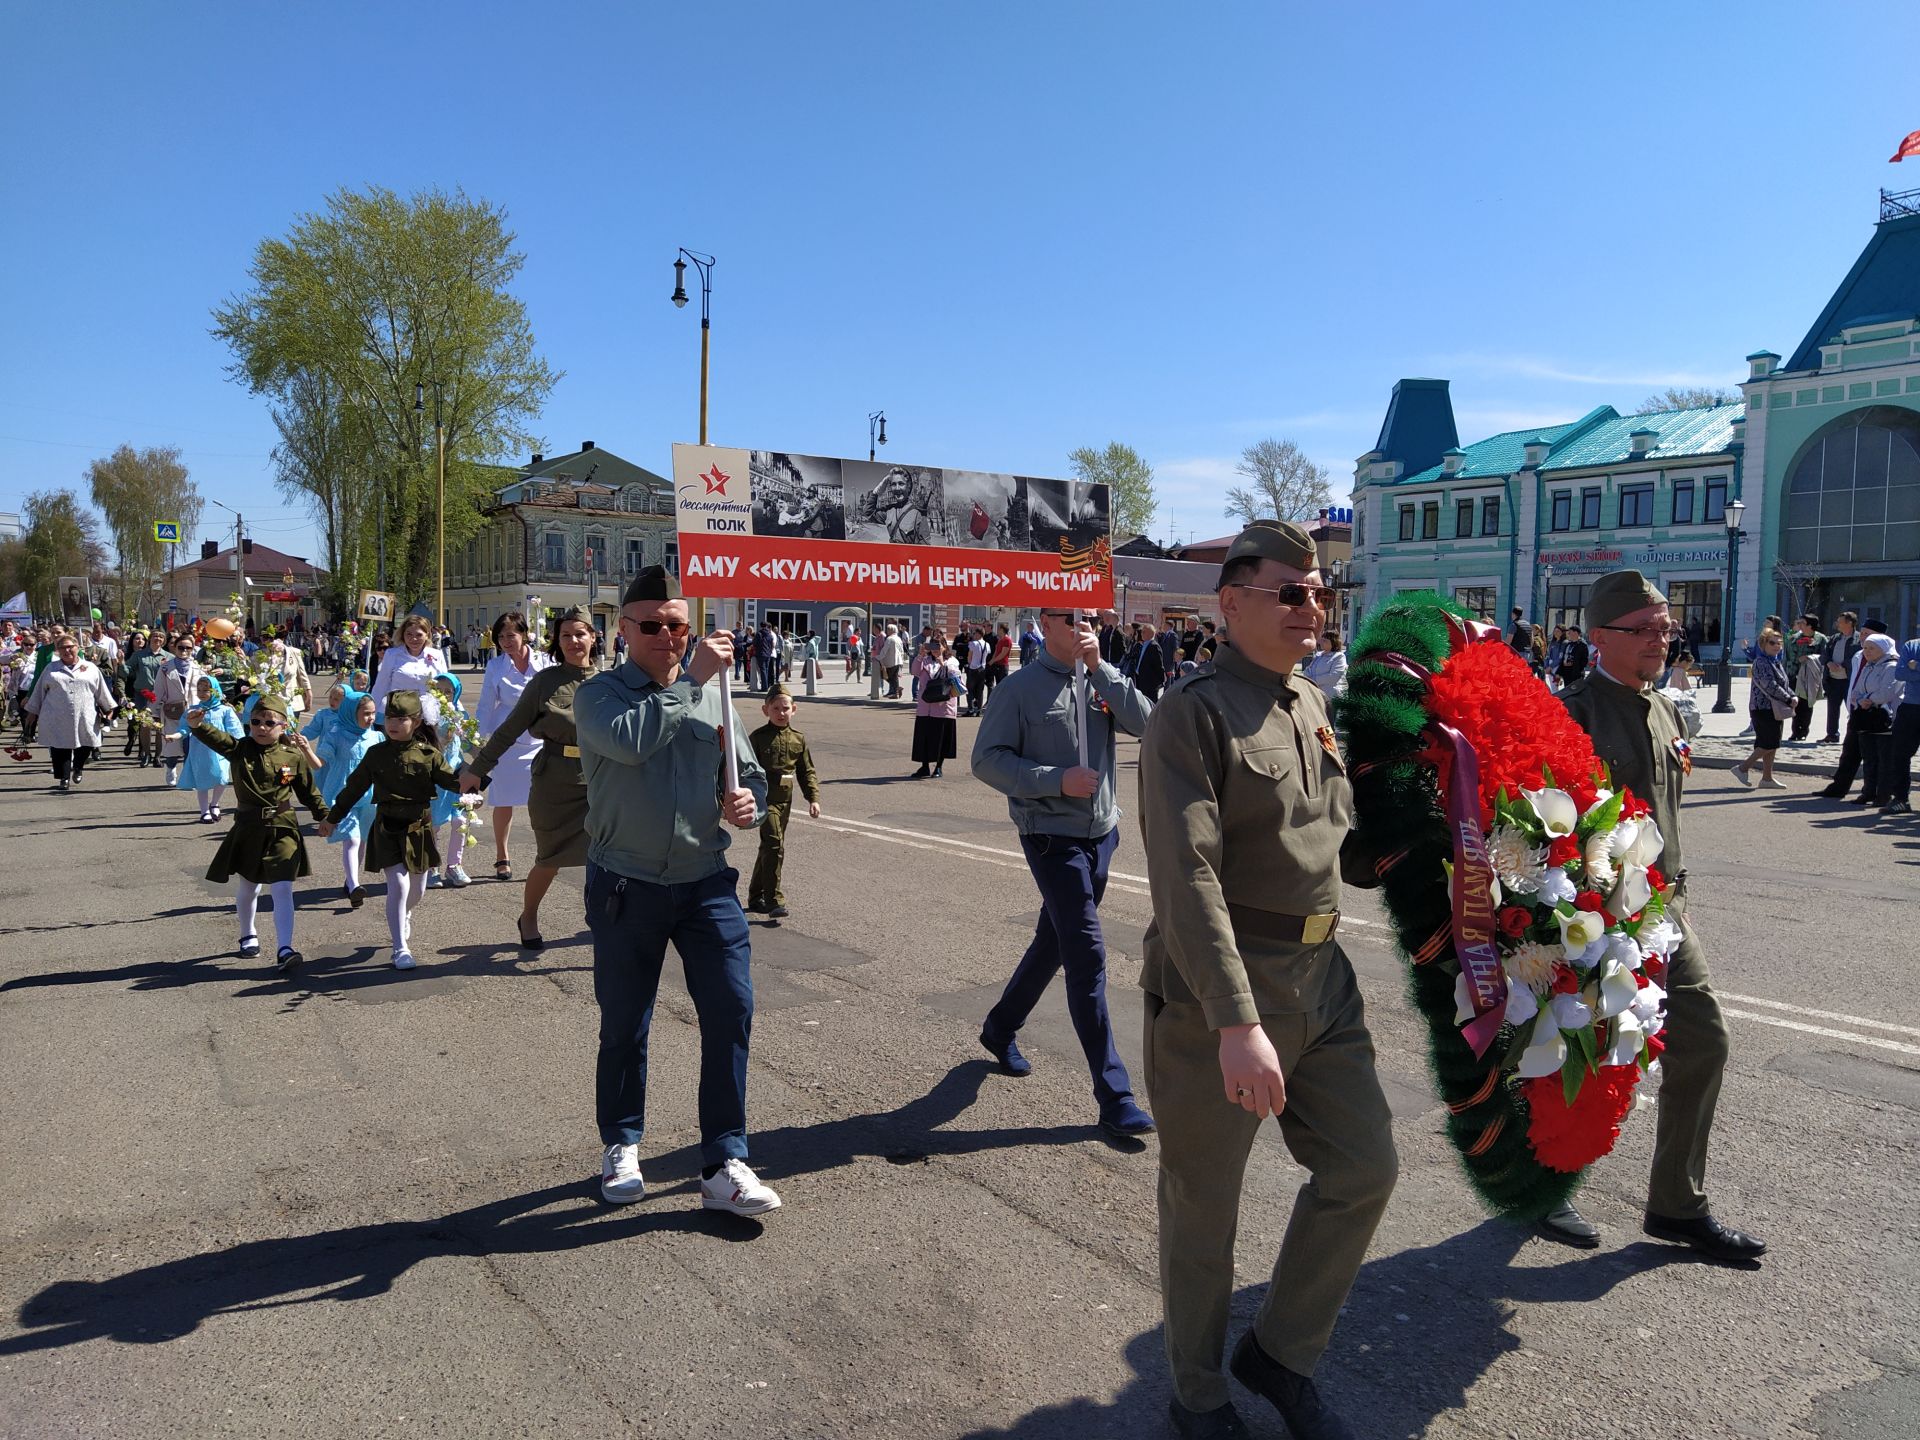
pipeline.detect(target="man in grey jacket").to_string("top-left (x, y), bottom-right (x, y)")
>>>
top-left (971, 604), bottom-right (1156, 1136)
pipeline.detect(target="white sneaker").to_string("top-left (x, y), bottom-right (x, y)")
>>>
top-left (1760, 777), bottom-right (1787, 789)
top-left (600, 1143), bottom-right (645, 1204)
top-left (425, 870), bottom-right (443, 889)
top-left (445, 865), bottom-right (471, 888)
top-left (1730, 764), bottom-right (1752, 787)
top-left (700, 1158), bottom-right (781, 1216)
top-left (392, 950), bottom-right (417, 970)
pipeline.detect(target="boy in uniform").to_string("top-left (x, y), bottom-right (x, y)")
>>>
top-left (746, 683), bottom-right (820, 920)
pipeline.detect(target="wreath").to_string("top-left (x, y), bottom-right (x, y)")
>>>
top-left (1337, 593), bottom-right (1680, 1219)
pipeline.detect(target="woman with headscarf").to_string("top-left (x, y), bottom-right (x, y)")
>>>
top-left (475, 611), bottom-right (552, 881)
top-left (370, 615), bottom-right (446, 725)
top-left (154, 632), bottom-right (205, 787)
top-left (459, 606), bottom-right (597, 948)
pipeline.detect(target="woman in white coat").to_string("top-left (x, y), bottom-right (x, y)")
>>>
top-left (474, 611), bottom-right (551, 880)
top-left (154, 632), bottom-right (206, 787)
top-left (370, 615), bottom-right (447, 725)
top-left (24, 632), bottom-right (116, 791)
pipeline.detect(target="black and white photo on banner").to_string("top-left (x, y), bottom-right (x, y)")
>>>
top-left (750, 451), bottom-right (847, 541)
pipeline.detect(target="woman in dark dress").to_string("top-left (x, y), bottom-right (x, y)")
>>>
top-left (460, 607), bottom-right (598, 948)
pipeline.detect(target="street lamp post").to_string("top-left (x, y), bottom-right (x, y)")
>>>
top-left (1713, 497), bottom-right (1747, 714)
top-left (671, 248), bottom-right (717, 631)
top-left (415, 381), bottom-right (450, 631)
top-left (868, 410), bottom-right (887, 463)
top-left (865, 410), bottom-right (888, 695)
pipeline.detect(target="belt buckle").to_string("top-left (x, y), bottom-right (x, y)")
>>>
top-left (562, 744), bottom-right (581, 758)
top-left (1300, 912), bottom-right (1337, 945)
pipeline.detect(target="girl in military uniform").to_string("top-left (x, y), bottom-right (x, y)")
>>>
top-left (189, 693), bottom-right (328, 974)
top-left (320, 689), bottom-right (471, 970)
top-left (174, 674), bottom-right (241, 822)
top-left (746, 685), bottom-right (821, 919)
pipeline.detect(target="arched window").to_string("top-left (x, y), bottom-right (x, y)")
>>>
top-left (1782, 406), bottom-right (1920, 565)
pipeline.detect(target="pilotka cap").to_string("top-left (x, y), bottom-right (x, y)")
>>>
top-left (1585, 570), bottom-right (1668, 631)
top-left (621, 565), bottom-right (682, 606)
top-left (1218, 519), bottom-right (1317, 588)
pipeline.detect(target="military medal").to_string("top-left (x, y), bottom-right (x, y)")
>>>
top-left (1671, 736), bottom-right (1692, 777)
top-left (1316, 725), bottom-right (1345, 770)
top-left (277, 764), bottom-right (295, 786)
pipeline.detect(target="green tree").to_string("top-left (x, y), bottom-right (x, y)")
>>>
top-left (1224, 438), bottom-right (1331, 524)
top-left (85, 443), bottom-right (202, 624)
top-left (1067, 442), bottom-right (1158, 541)
top-left (1637, 386), bottom-right (1738, 412)
top-left (18, 489), bottom-right (108, 619)
top-left (211, 185), bottom-right (560, 609)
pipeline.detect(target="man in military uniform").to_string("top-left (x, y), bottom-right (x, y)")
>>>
top-left (574, 565), bottom-right (780, 1217)
top-left (1548, 570), bottom-right (1766, 1264)
top-left (1138, 520), bottom-right (1395, 1440)
top-left (747, 683), bottom-right (821, 920)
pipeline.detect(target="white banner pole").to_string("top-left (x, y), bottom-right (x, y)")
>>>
top-left (1074, 657), bottom-right (1089, 769)
top-left (719, 665), bottom-right (740, 796)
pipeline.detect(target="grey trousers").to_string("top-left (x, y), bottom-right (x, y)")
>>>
top-left (1144, 958), bottom-right (1398, 1412)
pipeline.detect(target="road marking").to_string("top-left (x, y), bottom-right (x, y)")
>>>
top-left (1720, 1008), bottom-right (1920, 1058)
top-left (814, 820), bottom-right (1153, 896)
top-left (1717, 991), bottom-right (1920, 1039)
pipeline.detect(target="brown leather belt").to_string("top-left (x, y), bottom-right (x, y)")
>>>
top-left (1227, 903), bottom-right (1340, 946)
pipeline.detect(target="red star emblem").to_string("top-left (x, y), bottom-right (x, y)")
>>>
top-left (703, 464), bottom-right (730, 495)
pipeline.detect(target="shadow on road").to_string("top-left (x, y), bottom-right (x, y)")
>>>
top-left (961, 1219), bottom-right (1697, 1440)
top-left (0, 902), bottom-right (228, 942)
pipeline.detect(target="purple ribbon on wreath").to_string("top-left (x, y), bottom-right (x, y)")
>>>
top-left (1356, 648), bottom-right (1509, 1059)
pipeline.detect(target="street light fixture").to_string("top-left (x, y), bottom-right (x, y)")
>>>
top-left (1712, 497), bottom-right (1747, 713)
top-left (868, 410), bottom-right (888, 462)
top-left (670, 248), bottom-right (715, 442)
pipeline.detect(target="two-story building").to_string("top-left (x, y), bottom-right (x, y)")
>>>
top-left (441, 443), bottom-right (678, 646)
top-left (172, 540), bottom-right (327, 634)
top-left (1740, 189), bottom-right (1920, 636)
top-left (1354, 379), bottom-right (1744, 658)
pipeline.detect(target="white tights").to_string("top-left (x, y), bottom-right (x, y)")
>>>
top-left (340, 834), bottom-right (363, 891)
top-left (196, 785), bottom-right (226, 812)
top-left (441, 821), bottom-right (466, 871)
top-left (236, 879), bottom-right (296, 954)
top-left (384, 866), bottom-right (428, 956)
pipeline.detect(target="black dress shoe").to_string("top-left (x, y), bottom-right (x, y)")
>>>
top-left (980, 1029), bottom-right (1031, 1076)
top-left (1229, 1332), bottom-right (1357, 1440)
top-left (1817, 786), bottom-right (1846, 798)
top-left (1643, 1212), bottom-right (1767, 1263)
top-left (1851, 794), bottom-right (1879, 805)
top-left (1537, 1200), bottom-right (1601, 1248)
top-left (1168, 1397), bottom-right (1250, 1439)
top-left (768, 903), bottom-right (790, 919)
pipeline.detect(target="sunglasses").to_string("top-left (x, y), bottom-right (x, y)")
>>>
top-left (1042, 612), bottom-right (1099, 625)
top-left (248, 715), bottom-right (282, 727)
top-left (1228, 582), bottom-right (1336, 608)
top-left (624, 618), bottom-right (690, 637)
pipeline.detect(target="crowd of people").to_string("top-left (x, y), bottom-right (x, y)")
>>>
top-left (10, 535), bottom-right (1918, 1439)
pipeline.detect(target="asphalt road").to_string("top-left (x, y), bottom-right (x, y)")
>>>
top-left (2, 674), bottom-right (1915, 1440)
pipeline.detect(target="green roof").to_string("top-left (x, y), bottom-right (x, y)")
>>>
top-left (1392, 402), bottom-right (1742, 487)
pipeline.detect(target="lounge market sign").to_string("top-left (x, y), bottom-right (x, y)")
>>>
top-left (1538, 546), bottom-right (1729, 573)
top-left (671, 444), bottom-right (1113, 606)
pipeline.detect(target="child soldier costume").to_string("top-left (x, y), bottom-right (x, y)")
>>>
top-left (746, 689), bottom-right (820, 918)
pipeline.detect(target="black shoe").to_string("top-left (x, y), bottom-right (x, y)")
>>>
top-left (1537, 1200), bottom-right (1601, 1248)
top-left (768, 903), bottom-right (790, 919)
top-left (745, 899), bottom-right (769, 914)
top-left (932, 766), bottom-right (944, 778)
top-left (1817, 786), bottom-right (1846, 799)
top-left (1168, 1397), bottom-right (1250, 1439)
top-left (1643, 1212), bottom-right (1767, 1263)
top-left (1100, 1098), bottom-right (1156, 1137)
top-left (1851, 794), bottom-right (1879, 806)
top-left (1228, 1332), bottom-right (1356, 1440)
top-left (275, 947), bottom-right (302, 975)
top-left (1819, 735), bottom-right (1838, 744)
top-left (349, 886), bottom-right (366, 909)
top-left (910, 766), bottom-right (931, 779)
top-left (980, 1028), bottom-right (1032, 1076)
top-left (1884, 801), bottom-right (1912, 814)
top-left (238, 936), bottom-right (261, 960)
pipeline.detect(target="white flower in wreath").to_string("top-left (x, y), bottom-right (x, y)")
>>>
top-left (1583, 831), bottom-right (1617, 889)
top-left (1556, 907), bottom-right (1607, 962)
top-left (1517, 1021), bottom-right (1567, 1078)
top-left (1505, 980), bottom-right (1539, 1026)
top-left (1548, 990), bottom-right (1594, 1032)
top-left (1487, 824), bottom-right (1547, 894)
top-left (1538, 868), bottom-right (1577, 907)
top-left (1630, 977), bottom-right (1666, 1032)
top-left (1601, 932), bottom-right (1642, 974)
top-left (1503, 940), bottom-right (1561, 997)
top-left (1612, 864), bottom-right (1655, 919)
top-left (1620, 816), bottom-right (1664, 868)
top-left (1606, 818), bottom-right (1642, 865)
top-left (1595, 958), bottom-right (1640, 1020)
top-left (1523, 786), bottom-right (1579, 838)
top-left (1604, 1010), bottom-right (1646, 1068)
top-left (1637, 916), bottom-right (1684, 960)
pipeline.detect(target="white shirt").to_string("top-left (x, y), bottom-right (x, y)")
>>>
top-left (968, 637), bottom-right (990, 669)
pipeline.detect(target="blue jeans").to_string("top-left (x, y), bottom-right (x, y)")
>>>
top-left (984, 827), bottom-right (1134, 1109)
top-left (586, 861), bottom-right (754, 1166)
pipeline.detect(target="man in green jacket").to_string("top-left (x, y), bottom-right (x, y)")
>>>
top-left (1551, 569), bottom-right (1766, 1265)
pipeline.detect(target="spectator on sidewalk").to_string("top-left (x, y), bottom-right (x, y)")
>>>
top-left (1880, 629), bottom-right (1920, 815)
top-left (1787, 614), bottom-right (1826, 742)
top-left (877, 625), bottom-right (906, 699)
top-left (1133, 619), bottom-right (1168, 701)
top-left (1301, 632), bottom-right (1347, 700)
top-left (965, 628), bottom-right (990, 716)
top-left (1732, 629), bottom-right (1793, 790)
top-left (1819, 612), bottom-right (1859, 743)
top-left (1818, 632), bottom-right (1901, 802)
top-left (1556, 626), bottom-right (1590, 688)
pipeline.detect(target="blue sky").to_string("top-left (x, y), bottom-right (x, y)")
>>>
top-left (4, 1), bottom-right (1917, 562)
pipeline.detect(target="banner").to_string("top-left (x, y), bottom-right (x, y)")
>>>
top-left (358, 589), bottom-right (396, 622)
top-left (672, 444), bottom-right (1113, 607)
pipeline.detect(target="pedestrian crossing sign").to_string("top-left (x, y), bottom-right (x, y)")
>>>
top-left (154, 521), bottom-right (181, 543)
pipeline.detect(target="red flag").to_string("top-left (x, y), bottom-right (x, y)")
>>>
top-left (1891, 129), bottom-right (1920, 162)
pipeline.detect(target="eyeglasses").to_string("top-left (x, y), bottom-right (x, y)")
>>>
top-left (248, 715), bottom-right (281, 727)
top-left (1228, 582), bottom-right (1335, 609)
top-left (623, 618), bottom-right (690, 637)
top-left (1596, 623), bottom-right (1683, 643)
top-left (1041, 611), bottom-right (1098, 625)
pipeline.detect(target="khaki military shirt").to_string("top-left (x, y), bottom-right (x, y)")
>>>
top-left (749, 722), bottom-right (819, 805)
top-left (1137, 642), bottom-right (1353, 1027)
top-left (1558, 666), bottom-right (1688, 881)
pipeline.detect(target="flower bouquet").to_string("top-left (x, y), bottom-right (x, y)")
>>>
top-left (1337, 592), bottom-right (1677, 1218)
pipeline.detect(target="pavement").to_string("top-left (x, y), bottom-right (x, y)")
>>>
top-left (1, 672), bottom-right (1915, 1439)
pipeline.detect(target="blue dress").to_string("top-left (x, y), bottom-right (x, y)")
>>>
top-left (317, 720), bottom-right (379, 846)
top-left (176, 703), bottom-right (241, 790)
top-left (430, 733), bottom-right (468, 831)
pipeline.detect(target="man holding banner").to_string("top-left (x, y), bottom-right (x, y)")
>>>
top-left (1136, 520), bottom-right (1395, 1440)
top-left (970, 605), bottom-right (1156, 1139)
top-left (574, 565), bottom-right (780, 1217)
